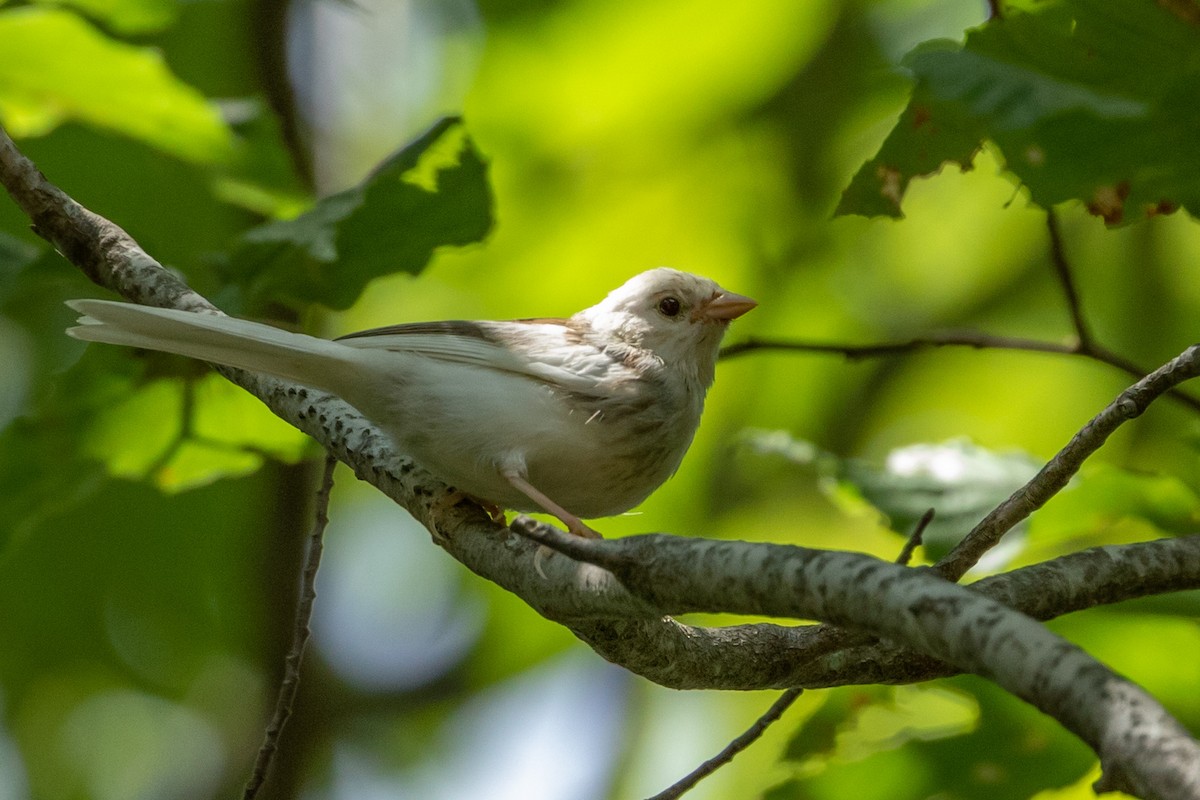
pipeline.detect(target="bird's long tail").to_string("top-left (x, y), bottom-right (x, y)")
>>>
top-left (67, 299), bottom-right (359, 394)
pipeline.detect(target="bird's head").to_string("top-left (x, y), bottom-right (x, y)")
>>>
top-left (576, 268), bottom-right (756, 383)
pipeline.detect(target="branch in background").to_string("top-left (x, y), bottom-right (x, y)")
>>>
top-left (250, 0), bottom-right (314, 188)
top-left (719, 330), bottom-right (1076, 360)
top-left (1042, 207), bottom-right (1190, 407)
top-left (5, 124), bottom-right (1200, 800)
top-left (242, 452), bottom-right (337, 800)
top-left (1046, 208), bottom-right (1093, 348)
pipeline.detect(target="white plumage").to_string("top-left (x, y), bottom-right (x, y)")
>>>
top-left (67, 268), bottom-right (755, 536)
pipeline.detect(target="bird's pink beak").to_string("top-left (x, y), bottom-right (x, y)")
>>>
top-left (695, 290), bottom-right (757, 322)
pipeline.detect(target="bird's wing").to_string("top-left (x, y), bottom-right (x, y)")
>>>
top-left (336, 319), bottom-right (627, 395)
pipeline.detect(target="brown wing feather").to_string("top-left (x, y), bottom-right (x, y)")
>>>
top-left (335, 318), bottom-right (571, 342)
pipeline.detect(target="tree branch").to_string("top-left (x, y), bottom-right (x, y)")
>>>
top-left (517, 524), bottom-right (1200, 799)
top-left (719, 330), bottom-right (1075, 361)
top-left (4, 124), bottom-right (1199, 800)
top-left (650, 511), bottom-right (932, 799)
top-left (720, 333), bottom-right (1200, 414)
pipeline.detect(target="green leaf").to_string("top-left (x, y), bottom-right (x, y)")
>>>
top-left (227, 117), bottom-right (494, 310)
top-left (32, 0), bottom-right (179, 34)
top-left (81, 373), bottom-right (309, 492)
top-left (0, 7), bottom-right (233, 164)
top-left (838, 0), bottom-right (1200, 224)
top-left (783, 687), bottom-right (889, 763)
top-left (788, 679), bottom-right (1091, 800)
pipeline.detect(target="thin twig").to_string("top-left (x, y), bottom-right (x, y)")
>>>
top-left (645, 688), bottom-right (804, 800)
top-left (719, 332), bottom-right (1200, 414)
top-left (719, 331), bottom-right (1074, 361)
top-left (896, 508), bottom-right (934, 567)
top-left (1046, 209), bottom-right (1093, 349)
top-left (719, 210), bottom-right (1200, 416)
top-left (243, 452), bottom-right (338, 800)
top-left (935, 342), bottom-right (1200, 581)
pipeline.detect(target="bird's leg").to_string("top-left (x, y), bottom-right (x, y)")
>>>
top-left (499, 466), bottom-right (602, 539)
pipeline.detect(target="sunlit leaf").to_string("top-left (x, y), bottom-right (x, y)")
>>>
top-left (839, 0), bottom-right (1200, 224)
top-left (189, 374), bottom-right (309, 464)
top-left (152, 440), bottom-right (267, 492)
top-left (227, 116), bottom-right (493, 310)
top-left (82, 377), bottom-right (182, 479)
top-left (81, 372), bottom-right (310, 491)
top-left (789, 679), bottom-right (1092, 800)
top-left (0, 7), bottom-right (234, 163)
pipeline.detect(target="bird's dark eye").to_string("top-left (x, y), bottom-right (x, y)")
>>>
top-left (657, 296), bottom-right (682, 317)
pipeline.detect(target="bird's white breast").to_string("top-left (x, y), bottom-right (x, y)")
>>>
top-left (339, 346), bottom-right (698, 517)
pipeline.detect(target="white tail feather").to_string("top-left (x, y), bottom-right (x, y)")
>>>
top-left (66, 299), bottom-right (359, 394)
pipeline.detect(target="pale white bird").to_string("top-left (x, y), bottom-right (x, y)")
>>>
top-left (67, 268), bottom-right (756, 537)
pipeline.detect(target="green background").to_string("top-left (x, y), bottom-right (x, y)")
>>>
top-left (1, 0), bottom-right (1198, 798)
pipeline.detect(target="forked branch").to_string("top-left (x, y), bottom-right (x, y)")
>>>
top-left (3, 124), bottom-right (1200, 800)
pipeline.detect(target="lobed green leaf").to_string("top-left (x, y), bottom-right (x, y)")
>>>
top-left (227, 117), bottom-right (494, 310)
top-left (839, 0), bottom-right (1200, 224)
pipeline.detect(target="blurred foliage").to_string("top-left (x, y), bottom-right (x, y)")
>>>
top-left (768, 679), bottom-right (1094, 800)
top-left (742, 433), bottom-right (1044, 562)
top-left (0, 0), bottom-right (1199, 799)
top-left (745, 432), bottom-right (1200, 565)
top-left (31, 0), bottom-right (180, 33)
